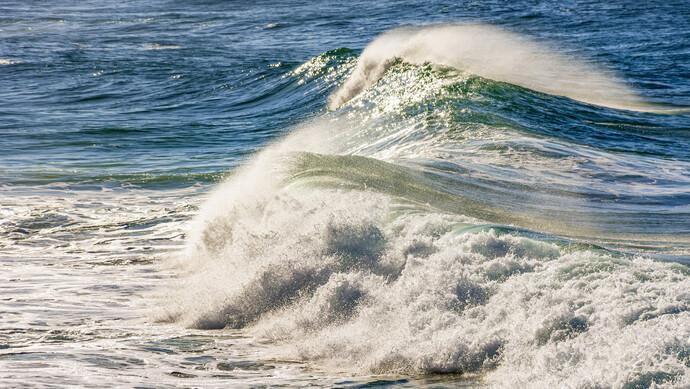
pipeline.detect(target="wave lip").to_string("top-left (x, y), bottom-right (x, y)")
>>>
top-left (329, 24), bottom-right (658, 112)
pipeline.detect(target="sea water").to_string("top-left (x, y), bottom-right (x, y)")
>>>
top-left (1, 1), bottom-right (689, 387)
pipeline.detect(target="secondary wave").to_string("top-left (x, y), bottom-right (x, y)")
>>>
top-left (329, 24), bottom-right (664, 112)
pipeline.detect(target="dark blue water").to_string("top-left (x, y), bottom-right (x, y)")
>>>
top-left (1, 1), bottom-right (689, 388)
top-left (2, 1), bottom-right (689, 188)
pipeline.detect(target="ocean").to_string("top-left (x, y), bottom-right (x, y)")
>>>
top-left (1, 1), bottom-right (689, 387)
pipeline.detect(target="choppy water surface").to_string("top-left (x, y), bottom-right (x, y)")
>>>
top-left (1, 1), bottom-right (689, 387)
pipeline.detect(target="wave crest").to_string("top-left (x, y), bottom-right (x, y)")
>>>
top-left (329, 24), bottom-right (652, 111)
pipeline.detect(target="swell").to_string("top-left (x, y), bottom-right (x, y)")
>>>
top-left (0, 49), bottom-right (355, 189)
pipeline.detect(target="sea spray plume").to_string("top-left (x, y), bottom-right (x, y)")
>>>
top-left (329, 24), bottom-right (650, 111)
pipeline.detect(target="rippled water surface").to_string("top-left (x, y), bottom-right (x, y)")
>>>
top-left (1, 1), bottom-right (689, 388)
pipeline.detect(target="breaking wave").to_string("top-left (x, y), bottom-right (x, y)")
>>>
top-left (329, 24), bottom-right (652, 111)
top-left (160, 24), bottom-right (690, 388)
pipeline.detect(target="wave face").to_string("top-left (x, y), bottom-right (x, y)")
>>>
top-left (161, 24), bottom-right (690, 388)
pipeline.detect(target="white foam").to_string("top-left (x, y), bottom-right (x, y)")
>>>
top-left (164, 158), bottom-right (690, 386)
top-left (0, 58), bottom-right (20, 65)
top-left (142, 43), bottom-right (182, 50)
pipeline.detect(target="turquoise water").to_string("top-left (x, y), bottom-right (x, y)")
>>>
top-left (1, 1), bottom-right (689, 387)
